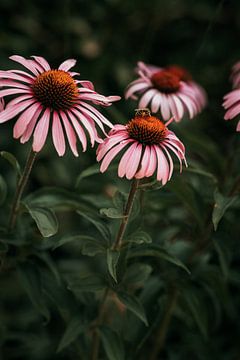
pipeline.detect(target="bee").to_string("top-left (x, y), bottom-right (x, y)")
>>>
top-left (134, 108), bottom-right (151, 117)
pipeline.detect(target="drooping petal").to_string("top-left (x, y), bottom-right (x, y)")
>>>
top-left (20, 107), bottom-right (42, 144)
top-left (125, 143), bottom-right (142, 179)
top-left (60, 111), bottom-right (79, 156)
top-left (0, 99), bottom-right (33, 123)
top-left (154, 145), bottom-right (169, 185)
top-left (118, 141), bottom-right (138, 178)
top-left (13, 102), bottom-right (41, 138)
top-left (139, 89), bottom-right (158, 108)
top-left (100, 141), bottom-right (131, 173)
top-left (32, 108), bottom-right (51, 152)
top-left (135, 145), bottom-right (151, 179)
top-left (52, 111), bottom-right (66, 156)
top-left (67, 111), bottom-right (87, 152)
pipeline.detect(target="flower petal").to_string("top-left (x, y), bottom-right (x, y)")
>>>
top-left (32, 108), bottom-right (51, 152)
top-left (52, 111), bottom-right (66, 156)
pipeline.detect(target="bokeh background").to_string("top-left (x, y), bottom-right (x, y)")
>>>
top-left (0, 0), bottom-right (240, 359)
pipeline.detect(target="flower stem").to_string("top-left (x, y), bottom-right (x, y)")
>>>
top-left (91, 178), bottom-right (140, 360)
top-left (113, 178), bottom-right (140, 250)
top-left (8, 148), bottom-right (37, 232)
top-left (149, 287), bottom-right (178, 360)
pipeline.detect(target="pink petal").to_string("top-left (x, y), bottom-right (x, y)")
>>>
top-left (125, 143), bottom-right (142, 179)
top-left (0, 88), bottom-right (31, 98)
top-left (59, 59), bottom-right (76, 71)
top-left (139, 89), bottom-right (157, 108)
top-left (125, 82), bottom-right (150, 99)
top-left (32, 108), bottom-right (51, 152)
top-left (154, 145), bottom-right (169, 185)
top-left (67, 111), bottom-right (87, 152)
top-left (135, 145), bottom-right (151, 179)
top-left (60, 111), bottom-right (78, 156)
top-left (118, 141), bottom-right (138, 178)
top-left (71, 108), bottom-right (96, 147)
top-left (151, 93), bottom-right (161, 113)
top-left (52, 112), bottom-right (66, 156)
top-left (160, 94), bottom-right (171, 120)
top-left (160, 144), bottom-right (174, 180)
top-left (31, 56), bottom-right (51, 71)
top-left (145, 146), bottom-right (157, 177)
top-left (79, 102), bottom-right (113, 128)
top-left (10, 56), bottom-right (41, 76)
top-left (6, 95), bottom-right (34, 107)
top-left (13, 102), bottom-right (40, 138)
top-left (0, 71), bottom-right (33, 84)
top-left (0, 99), bottom-right (33, 123)
top-left (100, 141), bottom-right (130, 173)
top-left (20, 107), bottom-right (42, 144)
top-left (78, 81), bottom-right (94, 90)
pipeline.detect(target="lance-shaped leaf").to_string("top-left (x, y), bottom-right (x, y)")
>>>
top-left (24, 204), bottom-right (58, 237)
top-left (57, 317), bottom-right (87, 353)
top-left (212, 190), bottom-right (237, 231)
top-left (100, 325), bottom-right (125, 360)
top-left (117, 292), bottom-right (148, 326)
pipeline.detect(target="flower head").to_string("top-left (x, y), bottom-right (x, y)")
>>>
top-left (97, 109), bottom-right (187, 185)
top-left (0, 55), bottom-right (120, 155)
top-left (125, 61), bottom-right (207, 122)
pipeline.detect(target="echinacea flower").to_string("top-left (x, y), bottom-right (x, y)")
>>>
top-left (96, 109), bottom-right (187, 184)
top-left (223, 89), bottom-right (240, 131)
top-left (0, 55), bottom-right (120, 155)
top-left (125, 61), bottom-right (207, 122)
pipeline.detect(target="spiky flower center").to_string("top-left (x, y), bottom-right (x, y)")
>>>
top-left (151, 70), bottom-right (180, 93)
top-left (32, 70), bottom-right (78, 110)
top-left (127, 112), bottom-right (167, 145)
top-left (166, 65), bottom-right (192, 82)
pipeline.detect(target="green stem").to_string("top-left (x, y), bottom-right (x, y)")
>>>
top-left (149, 287), bottom-right (178, 360)
top-left (113, 178), bottom-right (140, 250)
top-left (91, 179), bottom-right (140, 360)
top-left (8, 148), bottom-right (37, 232)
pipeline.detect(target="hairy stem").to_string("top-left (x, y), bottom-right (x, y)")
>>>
top-left (113, 178), bottom-right (140, 250)
top-left (91, 179), bottom-right (140, 360)
top-left (8, 148), bottom-right (37, 232)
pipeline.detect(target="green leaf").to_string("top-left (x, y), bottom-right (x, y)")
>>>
top-left (53, 235), bottom-right (106, 256)
top-left (1, 151), bottom-right (21, 176)
top-left (107, 249), bottom-right (120, 282)
top-left (76, 209), bottom-right (110, 241)
top-left (100, 325), bottom-right (125, 360)
top-left (117, 292), bottom-right (148, 326)
top-left (24, 187), bottom-right (83, 210)
top-left (0, 175), bottom-right (7, 205)
top-left (17, 263), bottom-right (50, 321)
top-left (128, 243), bottom-right (190, 274)
top-left (126, 230), bottom-right (152, 245)
top-left (212, 190), bottom-right (237, 231)
top-left (67, 274), bottom-right (107, 293)
top-left (24, 204), bottom-right (58, 237)
top-left (100, 207), bottom-right (124, 219)
top-left (57, 317), bottom-right (86, 353)
top-left (122, 263), bottom-right (152, 286)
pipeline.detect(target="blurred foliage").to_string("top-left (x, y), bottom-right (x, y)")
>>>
top-left (0, 0), bottom-right (240, 359)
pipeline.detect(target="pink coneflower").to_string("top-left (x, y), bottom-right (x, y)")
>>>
top-left (96, 109), bottom-right (187, 184)
top-left (0, 55), bottom-right (120, 155)
top-left (125, 62), bottom-right (207, 122)
top-left (223, 89), bottom-right (240, 131)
